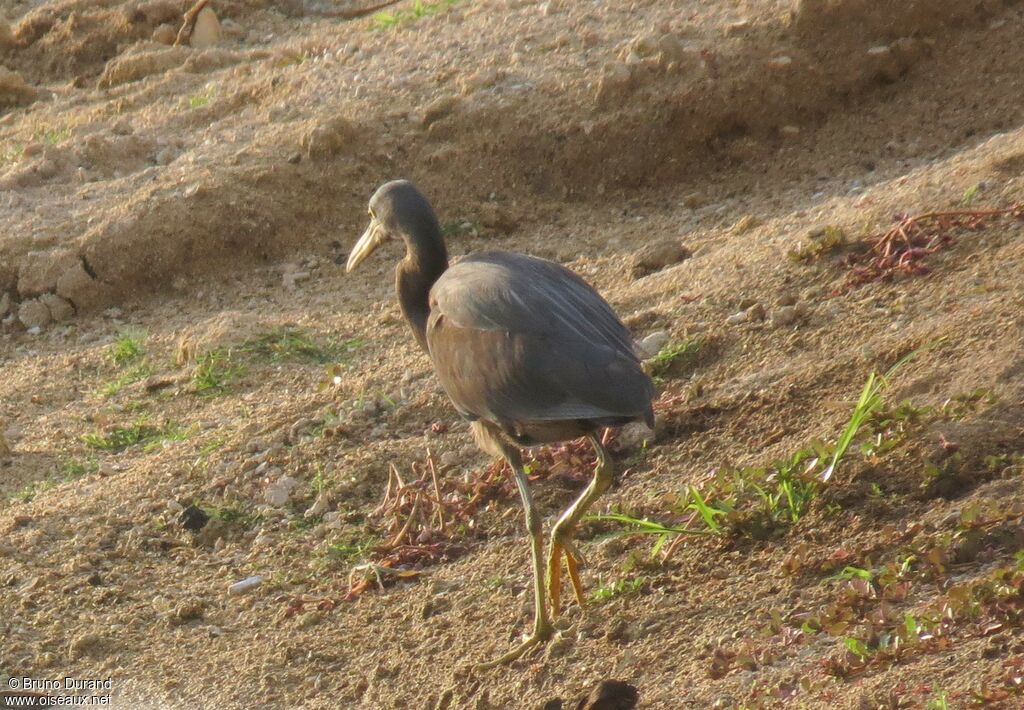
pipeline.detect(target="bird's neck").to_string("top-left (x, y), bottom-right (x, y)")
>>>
top-left (397, 240), bottom-right (448, 353)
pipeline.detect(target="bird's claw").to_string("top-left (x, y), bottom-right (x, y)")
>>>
top-left (548, 541), bottom-right (587, 618)
top-left (475, 626), bottom-right (553, 669)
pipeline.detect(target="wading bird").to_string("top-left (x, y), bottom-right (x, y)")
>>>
top-left (346, 180), bottom-right (654, 666)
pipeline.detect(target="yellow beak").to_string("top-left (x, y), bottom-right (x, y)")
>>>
top-left (346, 217), bottom-right (387, 272)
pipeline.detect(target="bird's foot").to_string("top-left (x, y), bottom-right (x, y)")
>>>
top-left (475, 625), bottom-right (554, 669)
top-left (548, 540), bottom-right (587, 618)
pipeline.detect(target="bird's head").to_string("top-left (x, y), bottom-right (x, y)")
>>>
top-left (346, 180), bottom-right (445, 272)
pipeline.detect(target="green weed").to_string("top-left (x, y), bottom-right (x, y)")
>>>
top-left (187, 89), bottom-right (215, 109)
top-left (788, 225), bottom-right (846, 263)
top-left (484, 576), bottom-right (507, 590)
top-left (598, 351), bottom-right (925, 548)
top-left (7, 458), bottom-right (98, 504)
top-left (323, 534), bottom-right (379, 566)
top-left (822, 348), bottom-right (922, 481)
top-left (685, 486), bottom-right (728, 534)
top-left (940, 388), bottom-right (998, 419)
top-left (370, 0), bottom-right (462, 30)
top-left (81, 419), bottom-right (185, 452)
top-left (591, 576), bottom-right (646, 602)
top-left (310, 466), bottom-right (329, 496)
top-left (109, 329), bottom-right (146, 366)
top-left (99, 362), bottom-right (154, 398)
top-left (240, 327), bottom-right (363, 364)
top-left (99, 330), bottom-right (153, 397)
top-left (441, 220), bottom-right (480, 238)
top-left (61, 457), bottom-right (99, 478)
top-left (9, 480), bottom-right (56, 504)
top-left (960, 184), bottom-right (980, 206)
top-left (842, 636), bottom-right (871, 661)
top-left (192, 350), bottom-right (246, 395)
top-left (649, 338), bottom-right (703, 379)
top-left (826, 566), bottom-right (873, 582)
top-left (203, 503), bottom-right (262, 528)
top-left (197, 437), bottom-right (226, 457)
top-left (34, 127), bottom-right (71, 145)
top-left (187, 436), bottom-right (227, 474)
top-left (593, 512), bottom-right (715, 557)
top-left (0, 142), bottom-right (24, 165)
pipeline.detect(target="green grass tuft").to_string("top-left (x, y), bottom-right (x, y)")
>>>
top-left (187, 90), bottom-right (214, 109)
top-left (99, 362), bottom-right (154, 398)
top-left (240, 327), bottom-right (363, 364)
top-left (0, 142), bottom-right (25, 165)
top-left (596, 347), bottom-right (931, 549)
top-left (649, 338), bottom-right (703, 379)
top-left (202, 503), bottom-right (262, 528)
top-left (81, 419), bottom-right (185, 453)
top-left (8, 458), bottom-right (98, 504)
top-left (322, 534), bottom-right (379, 568)
top-left (960, 184), bottom-right (980, 206)
top-left (591, 576), bottom-right (646, 602)
top-left (34, 127), bottom-right (71, 145)
top-left (592, 512), bottom-right (716, 557)
top-left (822, 347), bottom-right (923, 481)
top-left (192, 350), bottom-right (247, 395)
top-left (109, 329), bottom-right (147, 366)
top-left (370, 0), bottom-right (462, 30)
top-left (788, 225), bottom-right (846, 263)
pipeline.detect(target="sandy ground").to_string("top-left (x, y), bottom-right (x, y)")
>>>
top-left (2, 0), bottom-right (1024, 708)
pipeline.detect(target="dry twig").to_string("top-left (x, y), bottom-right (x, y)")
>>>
top-left (844, 204), bottom-right (1024, 286)
top-left (336, 428), bottom-right (628, 602)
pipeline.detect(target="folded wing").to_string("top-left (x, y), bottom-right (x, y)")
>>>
top-left (426, 252), bottom-right (654, 428)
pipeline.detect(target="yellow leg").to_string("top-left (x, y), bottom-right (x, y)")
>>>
top-left (476, 449), bottom-right (553, 669)
top-left (547, 434), bottom-right (614, 617)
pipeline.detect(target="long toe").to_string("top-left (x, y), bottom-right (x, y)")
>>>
top-left (548, 542), bottom-right (563, 617)
top-left (551, 537), bottom-right (588, 611)
top-left (564, 551), bottom-right (586, 608)
top-left (476, 627), bottom-right (553, 669)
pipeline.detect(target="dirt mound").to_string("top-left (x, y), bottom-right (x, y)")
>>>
top-left (1, 0), bottom-right (1020, 328)
top-left (7, 0), bottom-right (181, 83)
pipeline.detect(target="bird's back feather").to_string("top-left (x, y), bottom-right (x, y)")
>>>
top-left (426, 252), bottom-right (654, 433)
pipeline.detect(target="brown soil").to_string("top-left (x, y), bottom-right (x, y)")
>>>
top-left (2, 0), bottom-right (1024, 708)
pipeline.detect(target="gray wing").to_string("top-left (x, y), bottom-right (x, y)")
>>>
top-left (426, 251), bottom-right (653, 426)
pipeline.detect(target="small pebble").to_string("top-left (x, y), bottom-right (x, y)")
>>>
top-left (725, 19), bottom-right (750, 36)
top-left (730, 214), bottom-right (760, 235)
top-left (771, 306), bottom-right (797, 326)
top-left (190, 7), bottom-right (221, 48)
top-left (630, 240), bottom-right (691, 278)
top-left (304, 493), bottom-right (329, 519)
top-left (179, 504), bottom-right (210, 531)
top-left (264, 476), bottom-right (298, 507)
top-left (745, 303), bottom-right (766, 322)
top-left (618, 421), bottom-right (655, 450)
top-left (152, 23), bottom-right (176, 44)
top-left (637, 331), bottom-right (670, 359)
top-left (228, 575), bottom-right (264, 595)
